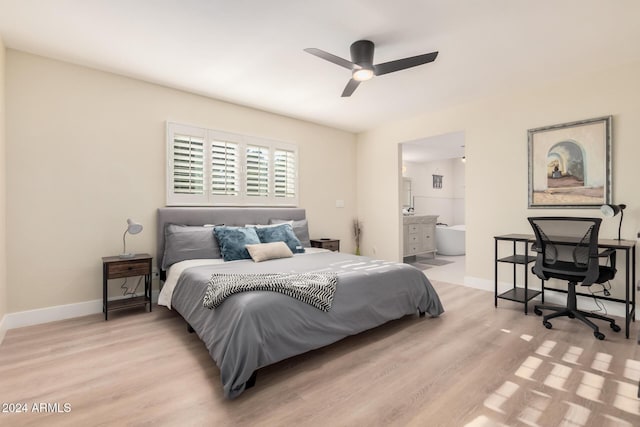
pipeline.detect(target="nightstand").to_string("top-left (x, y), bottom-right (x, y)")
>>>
top-left (310, 238), bottom-right (340, 252)
top-left (102, 253), bottom-right (152, 320)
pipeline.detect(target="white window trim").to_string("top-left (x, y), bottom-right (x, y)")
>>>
top-left (166, 122), bottom-right (299, 207)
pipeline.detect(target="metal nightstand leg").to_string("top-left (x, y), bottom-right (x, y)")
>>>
top-left (103, 264), bottom-right (108, 321)
top-left (146, 273), bottom-right (152, 312)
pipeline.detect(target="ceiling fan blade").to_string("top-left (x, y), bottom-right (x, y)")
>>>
top-left (374, 51), bottom-right (438, 76)
top-left (341, 79), bottom-right (361, 97)
top-left (304, 48), bottom-right (354, 70)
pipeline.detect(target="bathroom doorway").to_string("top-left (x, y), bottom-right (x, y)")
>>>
top-left (400, 131), bottom-right (466, 283)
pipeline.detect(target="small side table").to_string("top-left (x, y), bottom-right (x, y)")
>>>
top-left (310, 238), bottom-right (340, 252)
top-left (102, 253), bottom-right (152, 320)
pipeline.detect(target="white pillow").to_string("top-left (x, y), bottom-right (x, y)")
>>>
top-left (245, 222), bottom-right (293, 228)
top-left (245, 241), bottom-right (293, 262)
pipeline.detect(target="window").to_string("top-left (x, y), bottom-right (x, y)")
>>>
top-left (167, 122), bottom-right (298, 206)
top-left (211, 140), bottom-right (239, 197)
top-left (172, 134), bottom-right (204, 195)
top-left (245, 145), bottom-right (270, 198)
top-left (274, 148), bottom-right (296, 199)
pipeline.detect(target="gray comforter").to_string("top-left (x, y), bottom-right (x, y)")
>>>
top-left (170, 251), bottom-right (444, 399)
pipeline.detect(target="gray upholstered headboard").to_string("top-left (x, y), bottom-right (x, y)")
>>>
top-left (156, 207), bottom-right (306, 271)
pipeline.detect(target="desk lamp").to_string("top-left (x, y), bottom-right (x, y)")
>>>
top-left (600, 204), bottom-right (626, 241)
top-left (120, 218), bottom-right (143, 258)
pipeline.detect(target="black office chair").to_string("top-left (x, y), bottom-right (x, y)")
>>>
top-left (528, 217), bottom-right (620, 340)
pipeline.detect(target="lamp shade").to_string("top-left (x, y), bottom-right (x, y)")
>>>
top-left (600, 204), bottom-right (626, 241)
top-left (600, 203), bottom-right (626, 218)
top-left (126, 218), bottom-right (143, 235)
top-left (120, 218), bottom-right (143, 258)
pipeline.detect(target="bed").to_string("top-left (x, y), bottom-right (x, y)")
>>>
top-left (156, 207), bottom-right (444, 399)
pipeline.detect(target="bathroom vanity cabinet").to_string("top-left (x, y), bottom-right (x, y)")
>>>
top-left (403, 215), bottom-right (438, 257)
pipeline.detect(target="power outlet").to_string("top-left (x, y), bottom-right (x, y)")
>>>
top-left (152, 267), bottom-right (160, 279)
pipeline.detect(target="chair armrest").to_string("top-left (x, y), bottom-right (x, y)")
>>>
top-left (594, 248), bottom-right (616, 269)
top-left (596, 248), bottom-right (615, 258)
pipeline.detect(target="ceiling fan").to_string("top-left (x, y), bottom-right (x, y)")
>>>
top-left (304, 40), bottom-right (438, 97)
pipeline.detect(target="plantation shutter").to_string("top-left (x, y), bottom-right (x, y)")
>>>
top-left (172, 134), bottom-right (204, 195)
top-left (245, 145), bottom-right (270, 198)
top-left (274, 148), bottom-right (296, 199)
top-left (211, 140), bottom-right (239, 196)
top-left (167, 122), bottom-right (298, 206)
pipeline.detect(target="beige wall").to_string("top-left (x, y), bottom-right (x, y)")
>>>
top-left (357, 61), bottom-right (640, 299)
top-left (5, 50), bottom-right (356, 313)
top-left (0, 37), bottom-right (6, 324)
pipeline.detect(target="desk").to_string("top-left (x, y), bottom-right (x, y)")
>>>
top-left (494, 234), bottom-right (636, 338)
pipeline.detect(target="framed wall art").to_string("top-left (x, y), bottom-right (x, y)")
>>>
top-left (528, 116), bottom-right (612, 208)
top-left (432, 174), bottom-right (443, 189)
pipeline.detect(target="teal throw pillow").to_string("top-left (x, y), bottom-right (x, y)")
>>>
top-left (213, 226), bottom-right (261, 261)
top-left (254, 223), bottom-right (305, 254)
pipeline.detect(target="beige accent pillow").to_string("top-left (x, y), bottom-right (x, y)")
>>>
top-left (245, 241), bottom-right (294, 263)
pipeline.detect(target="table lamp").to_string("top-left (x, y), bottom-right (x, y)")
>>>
top-left (600, 203), bottom-right (626, 241)
top-left (120, 218), bottom-right (143, 258)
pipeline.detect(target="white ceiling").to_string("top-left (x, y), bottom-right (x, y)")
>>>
top-left (1, 0), bottom-right (639, 133)
top-left (402, 131), bottom-right (465, 163)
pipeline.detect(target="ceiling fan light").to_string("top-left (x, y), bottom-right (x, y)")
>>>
top-left (352, 68), bottom-right (374, 81)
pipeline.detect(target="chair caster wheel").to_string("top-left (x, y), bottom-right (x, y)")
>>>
top-left (568, 313), bottom-right (575, 319)
top-left (610, 323), bottom-right (621, 332)
top-left (534, 308), bottom-right (542, 316)
top-left (543, 321), bottom-right (552, 329)
top-left (594, 331), bottom-right (605, 340)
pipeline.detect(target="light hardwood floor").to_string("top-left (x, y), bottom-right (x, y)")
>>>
top-left (1, 281), bottom-right (639, 427)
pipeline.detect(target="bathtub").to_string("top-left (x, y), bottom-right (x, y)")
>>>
top-left (435, 224), bottom-right (465, 256)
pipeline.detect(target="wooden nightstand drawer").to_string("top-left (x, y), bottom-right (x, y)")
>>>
top-left (106, 260), bottom-right (150, 279)
top-left (322, 241), bottom-right (339, 251)
top-left (310, 239), bottom-right (340, 252)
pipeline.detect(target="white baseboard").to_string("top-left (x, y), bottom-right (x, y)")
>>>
top-left (463, 276), bottom-right (493, 292)
top-left (4, 299), bottom-right (103, 330)
top-left (1, 290), bottom-right (160, 334)
top-left (0, 314), bottom-right (7, 346)
top-left (464, 276), bottom-right (630, 319)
